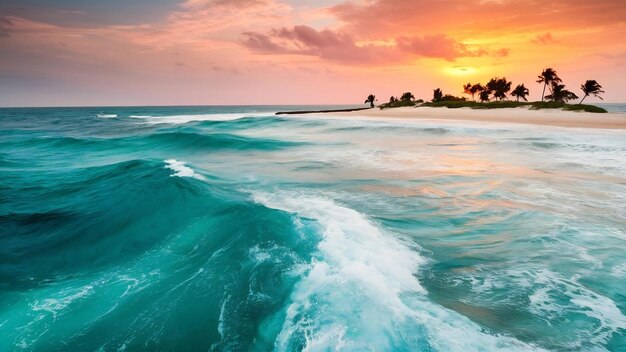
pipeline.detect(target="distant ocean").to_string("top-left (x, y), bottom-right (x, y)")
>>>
top-left (597, 103), bottom-right (626, 113)
top-left (1, 105), bottom-right (625, 351)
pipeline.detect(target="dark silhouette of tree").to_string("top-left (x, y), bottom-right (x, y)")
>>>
top-left (463, 83), bottom-right (472, 99)
top-left (544, 83), bottom-right (578, 103)
top-left (364, 94), bottom-right (376, 108)
top-left (433, 88), bottom-right (443, 102)
top-left (537, 68), bottom-right (562, 102)
top-left (579, 80), bottom-right (604, 104)
top-left (469, 83), bottom-right (484, 101)
top-left (511, 84), bottom-right (530, 102)
top-left (479, 90), bottom-right (490, 102)
top-left (486, 77), bottom-right (512, 100)
top-left (401, 92), bottom-right (415, 101)
top-left (389, 96), bottom-right (397, 103)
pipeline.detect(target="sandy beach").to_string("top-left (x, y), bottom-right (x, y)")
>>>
top-left (326, 106), bottom-right (626, 129)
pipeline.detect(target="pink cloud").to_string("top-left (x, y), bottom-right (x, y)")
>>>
top-left (182, 0), bottom-right (270, 9)
top-left (241, 25), bottom-right (507, 64)
top-left (396, 34), bottom-right (467, 61)
top-left (0, 17), bottom-right (12, 37)
top-left (241, 31), bottom-right (287, 52)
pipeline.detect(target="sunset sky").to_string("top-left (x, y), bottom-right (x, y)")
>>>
top-left (1, 0), bottom-right (624, 106)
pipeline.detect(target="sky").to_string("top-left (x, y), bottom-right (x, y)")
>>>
top-left (1, 0), bottom-right (625, 107)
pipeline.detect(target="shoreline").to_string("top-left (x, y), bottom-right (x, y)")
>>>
top-left (276, 107), bottom-right (372, 115)
top-left (298, 106), bottom-right (626, 130)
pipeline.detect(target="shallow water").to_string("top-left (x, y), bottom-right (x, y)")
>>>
top-left (1, 106), bottom-right (625, 351)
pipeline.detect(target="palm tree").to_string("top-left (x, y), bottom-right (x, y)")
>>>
top-left (545, 83), bottom-right (578, 103)
top-left (537, 68), bottom-right (562, 102)
top-left (469, 83), bottom-right (484, 101)
top-left (433, 88), bottom-right (443, 102)
top-left (364, 94), bottom-right (375, 108)
top-left (486, 77), bottom-right (512, 101)
top-left (511, 84), bottom-right (530, 102)
top-left (479, 90), bottom-right (490, 102)
top-left (579, 80), bottom-right (604, 104)
top-left (463, 83), bottom-right (472, 99)
top-left (401, 92), bottom-right (415, 101)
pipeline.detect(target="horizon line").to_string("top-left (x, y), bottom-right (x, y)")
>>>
top-left (1, 102), bottom-right (624, 109)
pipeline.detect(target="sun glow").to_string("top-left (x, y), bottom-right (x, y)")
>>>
top-left (445, 66), bottom-right (478, 76)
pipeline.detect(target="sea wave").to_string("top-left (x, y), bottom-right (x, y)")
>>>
top-left (0, 159), bottom-right (216, 287)
top-left (253, 192), bottom-right (544, 351)
top-left (164, 159), bottom-right (206, 180)
top-left (141, 131), bottom-right (305, 151)
top-left (130, 113), bottom-right (272, 124)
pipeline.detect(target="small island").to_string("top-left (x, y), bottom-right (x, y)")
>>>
top-left (277, 68), bottom-right (612, 121)
top-left (377, 68), bottom-right (607, 113)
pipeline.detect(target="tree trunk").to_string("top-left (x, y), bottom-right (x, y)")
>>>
top-left (579, 94), bottom-right (587, 105)
top-left (541, 82), bottom-right (547, 102)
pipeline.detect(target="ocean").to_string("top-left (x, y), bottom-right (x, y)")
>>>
top-left (1, 105), bottom-right (625, 351)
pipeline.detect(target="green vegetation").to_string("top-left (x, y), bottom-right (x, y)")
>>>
top-left (537, 68), bottom-right (562, 102)
top-left (379, 91), bottom-right (423, 109)
top-left (369, 68), bottom-right (606, 113)
top-left (463, 83), bottom-right (485, 101)
top-left (379, 100), bottom-right (419, 109)
top-left (400, 92), bottom-right (415, 101)
top-left (579, 80), bottom-right (604, 105)
top-left (364, 94), bottom-right (376, 108)
top-left (511, 84), bottom-right (530, 102)
top-left (486, 77), bottom-right (512, 101)
top-left (419, 100), bottom-right (607, 113)
top-left (545, 83), bottom-right (578, 103)
top-left (432, 88), bottom-right (466, 102)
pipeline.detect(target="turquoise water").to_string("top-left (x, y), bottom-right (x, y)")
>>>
top-left (1, 106), bottom-right (625, 351)
top-left (597, 103), bottom-right (626, 113)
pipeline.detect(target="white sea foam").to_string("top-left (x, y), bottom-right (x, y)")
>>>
top-left (31, 285), bottom-right (95, 319)
top-left (131, 113), bottom-right (271, 124)
top-left (164, 159), bottom-right (206, 180)
top-left (253, 191), bottom-right (543, 351)
top-left (490, 267), bottom-right (626, 348)
top-left (97, 114), bottom-right (118, 118)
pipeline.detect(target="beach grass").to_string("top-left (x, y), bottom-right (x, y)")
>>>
top-left (417, 100), bottom-right (607, 113)
top-left (379, 99), bottom-right (423, 109)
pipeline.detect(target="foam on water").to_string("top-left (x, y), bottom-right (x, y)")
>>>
top-left (253, 191), bottom-right (544, 351)
top-left (164, 159), bottom-right (206, 180)
top-left (131, 112), bottom-right (271, 124)
top-left (97, 114), bottom-right (118, 118)
top-left (463, 266), bottom-right (626, 350)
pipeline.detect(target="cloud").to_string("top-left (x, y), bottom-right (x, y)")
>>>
top-left (241, 25), bottom-right (508, 64)
top-left (241, 31), bottom-right (287, 53)
top-left (396, 35), bottom-right (469, 61)
top-left (533, 32), bottom-right (558, 44)
top-left (329, 0), bottom-right (626, 39)
top-left (181, 0), bottom-right (269, 9)
top-left (241, 25), bottom-right (394, 64)
top-left (492, 48), bottom-right (509, 57)
top-left (0, 17), bottom-right (12, 37)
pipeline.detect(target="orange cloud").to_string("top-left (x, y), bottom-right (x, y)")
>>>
top-left (241, 26), bottom-right (508, 63)
top-left (532, 33), bottom-right (558, 45)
